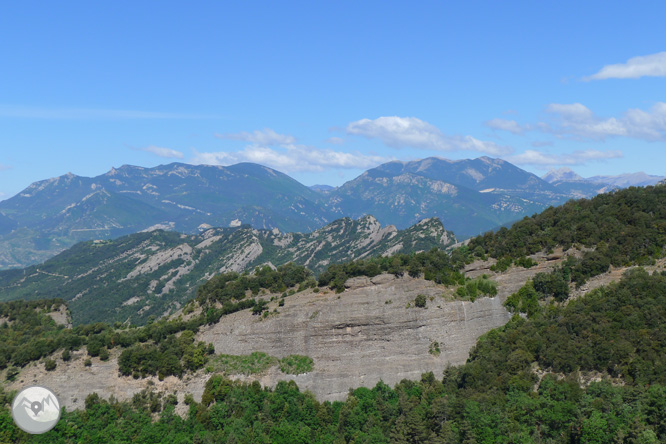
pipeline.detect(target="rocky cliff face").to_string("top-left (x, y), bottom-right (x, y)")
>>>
top-left (197, 274), bottom-right (511, 401)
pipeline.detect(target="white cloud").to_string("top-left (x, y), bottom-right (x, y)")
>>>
top-left (138, 145), bottom-right (184, 159)
top-left (345, 116), bottom-right (513, 156)
top-left (191, 145), bottom-right (392, 173)
top-left (507, 149), bottom-right (623, 167)
top-left (585, 52), bottom-right (666, 80)
top-left (0, 105), bottom-right (219, 120)
top-left (546, 103), bottom-right (595, 120)
top-left (485, 118), bottom-right (529, 135)
top-left (216, 128), bottom-right (296, 145)
top-left (545, 102), bottom-right (666, 141)
top-left (488, 102), bottom-right (666, 142)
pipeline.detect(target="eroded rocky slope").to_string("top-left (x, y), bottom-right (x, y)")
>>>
top-left (0, 215), bottom-right (454, 325)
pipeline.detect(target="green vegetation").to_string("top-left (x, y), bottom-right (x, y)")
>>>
top-left (44, 358), bottom-right (56, 371)
top-left (318, 247), bottom-right (468, 292)
top-left (1, 268), bottom-right (666, 442)
top-left (2, 185), bottom-right (666, 441)
top-left (414, 294), bottom-right (427, 308)
top-left (504, 281), bottom-right (540, 318)
top-left (490, 255), bottom-right (537, 272)
top-left (0, 299), bottom-right (73, 370)
top-left (197, 263), bottom-right (312, 305)
top-left (533, 267), bottom-right (570, 301)
top-left (0, 263), bottom-right (321, 377)
top-left (279, 355), bottom-right (314, 374)
top-left (118, 331), bottom-right (213, 379)
top-left (210, 352), bottom-right (278, 375)
top-left (471, 269), bottom-right (666, 388)
top-left (455, 275), bottom-right (498, 301)
top-left (514, 256), bottom-right (537, 268)
top-left (0, 297), bottom-right (218, 378)
top-left (469, 185), bottom-right (666, 267)
top-left (489, 256), bottom-right (512, 272)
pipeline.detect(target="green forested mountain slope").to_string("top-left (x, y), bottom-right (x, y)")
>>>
top-left (0, 216), bottom-right (454, 325)
top-left (469, 184), bottom-right (666, 265)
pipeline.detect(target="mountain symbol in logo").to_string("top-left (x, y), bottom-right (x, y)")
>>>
top-left (18, 393), bottom-right (58, 417)
top-left (11, 386), bottom-right (61, 434)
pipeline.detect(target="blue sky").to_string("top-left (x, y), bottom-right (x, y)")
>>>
top-left (1, 1), bottom-right (665, 200)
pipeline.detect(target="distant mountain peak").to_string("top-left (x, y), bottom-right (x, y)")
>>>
top-left (477, 156), bottom-right (504, 165)
top-left (542, 167), bottom-right (584, 183)
top-left (586, 172), bottom-right (665, 188)
top-left (309, 184), bottom-right (336, 193)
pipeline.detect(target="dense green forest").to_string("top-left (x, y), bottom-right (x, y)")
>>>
top-left (468, 185), bottom-right (666, 266)
top-left (2, 269), bottom-right (666, 442)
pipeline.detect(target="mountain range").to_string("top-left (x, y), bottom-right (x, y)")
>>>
top-left (0, 215), bottom-right (455, 326)
top-left (541, 167), bottom-right (664, 199)
top-left (0, 157), bottom-right (661, 269)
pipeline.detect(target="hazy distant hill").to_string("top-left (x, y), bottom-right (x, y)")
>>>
top-left (0, 215), bottom-right (455, 325)
top-left (587, 172), bottom-right (665, 188)
top-left (542, 167), bottom-right (662, 199)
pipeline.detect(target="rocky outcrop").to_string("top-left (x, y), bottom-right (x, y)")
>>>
top-left (197, 274), bottom-right (512, 401)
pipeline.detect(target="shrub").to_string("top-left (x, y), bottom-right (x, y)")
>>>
top-left (533, 271), bottom-right (569, 301)
top-left (45, 358), bottom-right (56, 371)
top-left (87, 339), bottom-right (102, 357)
top-left (99, 347), bottom-right (110, 361)
top-left (62, 349), bottom-right (71, 362)
top-left (514, 256), bottom-right (537, 268)
top-left (490, 257), bottom-right (512, 272)
top-left (504, 281), bottom-right (540, 318)
top-left (252, 300), bottom-right (268, 315)
top-left (5, 367), bottom-right (19, 381)
top-left (414, 294), bottom-right (427, 308)
top-left (84, 358), bottom-right (92, 367)
top-left (456, 276), bottom-right (498, 301)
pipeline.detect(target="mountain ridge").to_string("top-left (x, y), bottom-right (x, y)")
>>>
top-left (0, 215), bottom-right (455, 325)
